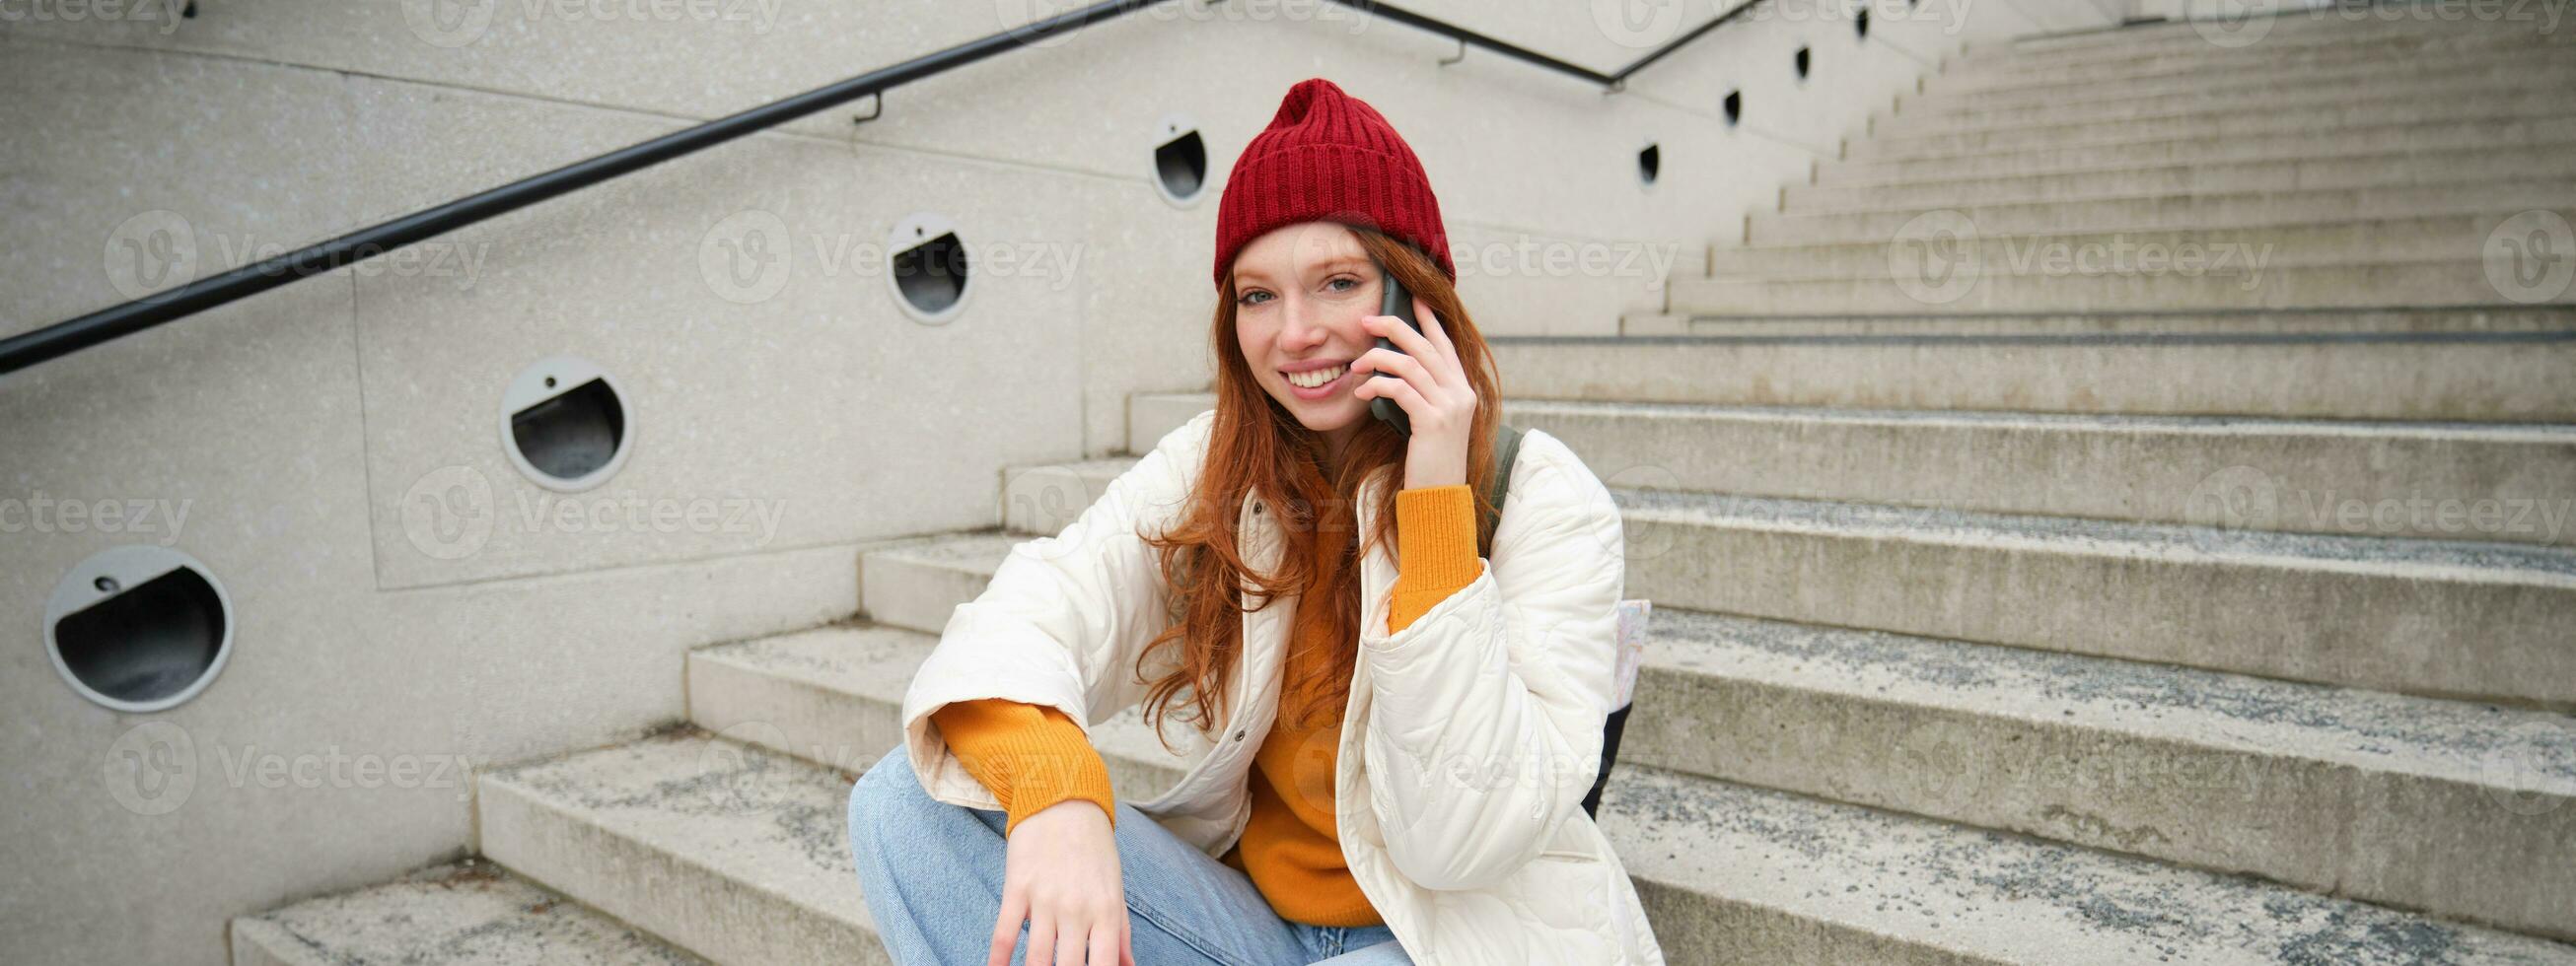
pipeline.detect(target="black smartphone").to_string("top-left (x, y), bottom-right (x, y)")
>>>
top-left (1368, 256), bottom-right (1418, 437)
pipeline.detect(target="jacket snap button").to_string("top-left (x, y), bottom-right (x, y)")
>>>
top-left (1234, 729), bottom-right (1247, 741)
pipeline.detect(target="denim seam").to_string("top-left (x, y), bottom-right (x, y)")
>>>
top-left (1125, 894), bottom-right (1262, 966)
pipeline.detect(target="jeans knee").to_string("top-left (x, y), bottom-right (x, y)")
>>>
top-left (847, 746), bottom-right (925, 863)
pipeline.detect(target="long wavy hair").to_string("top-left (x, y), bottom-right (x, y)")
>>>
top-left (1131, 224), bottom-right (1506, 750)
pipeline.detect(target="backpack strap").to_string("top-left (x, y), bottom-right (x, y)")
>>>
top-left (1476, 425), bottom-right (1524, 560)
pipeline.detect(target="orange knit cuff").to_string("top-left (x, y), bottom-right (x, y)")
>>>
top-left (927, 698), bottom-right (1117, 837)
top-left (1390, 484), bottom-right (1484, 634)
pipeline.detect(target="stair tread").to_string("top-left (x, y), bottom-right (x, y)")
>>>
top-left (480, 731), bottom-right (879, 933)
top-left (681, 620), bottom-right (2576, 963)
top-left (1615, 488), bottom-right (2576, 582)
top-left (1129, 391), bottom-right (2576, 442)
top-left (229, 861), bottom-right (706, 966)
top-left (972, 448), bottom-right (2576, 580)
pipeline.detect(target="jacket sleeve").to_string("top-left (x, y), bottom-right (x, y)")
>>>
top-left (1356, 432), bottom-right (1625, 891)
top-left (899, 409), bottom-right (1209, 811)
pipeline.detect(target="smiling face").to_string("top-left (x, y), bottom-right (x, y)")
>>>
top-left (1230, 221), bottom-right (1384, 460)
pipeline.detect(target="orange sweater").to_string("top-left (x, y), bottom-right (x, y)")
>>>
top-left (927, 483), bottom-right (1485, 926)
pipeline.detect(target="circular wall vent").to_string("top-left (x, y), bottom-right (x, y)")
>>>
top-left (46, 545), bottom-right (234, 713)
top-left (502, 355), bottom-right (632, 492)
top-left (1153, 113), bottom-right (1208, 207)
top-left (888, 212), bottom-right (972, 325)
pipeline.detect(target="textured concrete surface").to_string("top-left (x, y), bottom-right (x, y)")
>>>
top-left (477, 731), bottom-right (886, 966)
top-left (847, 521), bottom-right (2576, 936)
top-left (1485, 334), bottom-right (2576, 422)
top-left (1828, 116), bottom-right (2576, 182)
top-left (1612, 486), bottom-right (2576, 707)
top-left (1123, 392), bottom-right (2576, 546)
top-left (675, 611), bottom-right (2576, 963)
top-left (1600, 766), bottom-right (2576, 965)
top-left (229, 860), bottom-right (704, 965)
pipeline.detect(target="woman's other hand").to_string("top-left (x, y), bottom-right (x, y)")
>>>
top-left (988, 798), bottom-right (1134, 966)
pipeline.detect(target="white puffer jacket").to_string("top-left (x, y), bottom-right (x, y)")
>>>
top-left (900, 408), bottom-right (1665, 965)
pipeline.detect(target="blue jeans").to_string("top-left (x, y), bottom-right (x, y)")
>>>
top-left (848, 743), bottom-right (1413, 966)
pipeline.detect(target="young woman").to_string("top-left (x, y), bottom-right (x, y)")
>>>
top-left (846, 78), bottom-right (1664, 966)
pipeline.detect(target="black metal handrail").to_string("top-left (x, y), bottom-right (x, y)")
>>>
top-left (2, 0), bottom-right (1754, 375)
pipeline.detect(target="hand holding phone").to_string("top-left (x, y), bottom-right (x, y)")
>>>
top-left (1368, 257), bottom-right (1417, 437)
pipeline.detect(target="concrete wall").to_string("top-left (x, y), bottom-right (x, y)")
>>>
top-left (0, 1), bottom-right (2087, 962)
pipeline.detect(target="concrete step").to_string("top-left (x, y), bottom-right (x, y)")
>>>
top-left (1789, 154), bottom-right (2576, 216)
top-left (1893, 51), bottom-right (2576, 119)
top-left (1610, 488), bottom-right (2576, 708)
top-left (1626, 307), bottom-right (2576, 337)
top-left (230, 860), bottom-right (708, 965)
top-left (1751, 178), bottom-right (2574, 245)
top-left (1714, 212), bottom-right (2567, 277)
top-left (1611, 610), bottom-right (2576, 941)
top-left (1855, 99), bottom-right (2576, 161)
top-left (1820, 116), bottom-right (2576, 184)
top-left (692, 621), bottom-right (2576, 957)
top-left (1122, 391), bottom-right (2576, 547)
top-left (1935, 29), bottom-right (2565, 93)
top-left (1893, 59), bottom-right (2576, 133)
top-left (1996, 4), bottom-right (2569, 56)
top-left (1671, 258), bottom-right (2567, 314)
top-left (475, 730), bottom-right (885, 966)
top-left (1180, 328), bottom-right (2576, 423)
top-left (870, 471), bottom-right (2576, 707)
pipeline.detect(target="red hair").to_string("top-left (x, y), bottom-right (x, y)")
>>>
top-left (1132, 224), bottom-right (1507, 745)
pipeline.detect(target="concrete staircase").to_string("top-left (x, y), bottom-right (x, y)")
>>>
top-left (235, 9), bottom-right (2576, 965)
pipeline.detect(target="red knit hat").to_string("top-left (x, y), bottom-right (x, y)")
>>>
top-left (1213, 78), bottom-right (1455, 291)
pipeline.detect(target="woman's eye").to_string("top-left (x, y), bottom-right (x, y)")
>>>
top-left (1237, 290), bottom-right (1271, 307)
top-left (1327, 276), bottom-right (1359, 293)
